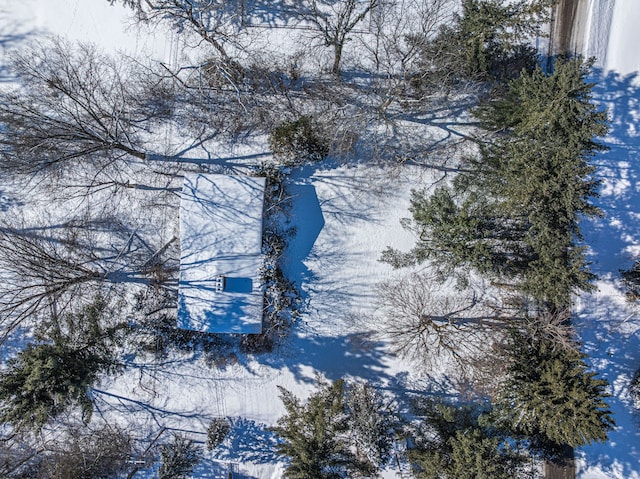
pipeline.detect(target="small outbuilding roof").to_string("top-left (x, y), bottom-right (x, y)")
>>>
top-left (178, 173), bottom-right (265, 334)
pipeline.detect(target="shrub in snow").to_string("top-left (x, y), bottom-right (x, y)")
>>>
top-left (345, 382), bottom-right (397, 467)
top-left (269, 115), bottom-right (329, 166)
top-left (39, 425), bottom-right (133, 479)
top-left (245, 165), bottom-right (302, 352)
top-left (157, 434), bottom-right (201, 479)
top-left (621, 259), bottom-right (640, 301)
top-left (206, 418), bottom-right (232, 450)
top-left (239, 332), bottom-right (274, 354)
top-left (631, 368), bottom-right (640, 409)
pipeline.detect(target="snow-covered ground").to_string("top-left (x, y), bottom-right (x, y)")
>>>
top-left (1, 0), bottom-right (174, 62)
top-left (101, 163), bottom-right (442, 479)
top-left (574, 1), bottom-right (640, 478)
top-left (584, 0), bottom-right (640, 76)
top-left (1, 0), bottom-right (640, 478)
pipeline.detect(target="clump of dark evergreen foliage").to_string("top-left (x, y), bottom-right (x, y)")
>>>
top-left (621, 259), bottom-right (640, 300)
top-left (408, 399), bottom-right (530, 479)
top-left (271, 379), bottom-right (396, 478)
top-left (496, 331), bottom-right (615, 455)
top-left (0, 296), bottom-right (123, 431)
top-left (269, 115), bottom-right (330, 166)
top-left (206, 417), bottom-right (231, 450)
top-left (384, 58), bottom-right (608, 311)
top-left (409, 0), bottom-right (553, 89)
top-left (157, 434), bottom-right (201, 479)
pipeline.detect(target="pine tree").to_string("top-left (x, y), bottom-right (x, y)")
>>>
top-left (345, 382), bottom-right (396, 468)
top-left (408, 401), bottom-right (528, 479)
top-left (387, 58), bottom-right (607, 310)
top-left (272, 380), bottom-right (376, 479)
top-left (472, 58), bottom-right (607, 308)
top-left (496, 333), bottom-right (615, 453)
top-left (158, 434), bottom-right (201, 479)
top-left (410, 0), bottom-right (552, 87)
top-left (0, 296), bottom-right (121, 431)
top-left (381, 185), bottom-right (529, 280)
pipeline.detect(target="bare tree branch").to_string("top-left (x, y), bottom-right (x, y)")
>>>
top-left (302, 0), bottom-right (379, 75)
top-left (0, 39), bottom-right (153, 176)
top-left (111, 0), bottom-right (245, 68)
top-left (377, 273), bottom-right (506, 371)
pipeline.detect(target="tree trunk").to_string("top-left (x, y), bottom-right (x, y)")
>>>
top-left (114, 143), bottom-right (147, 160)
top-left (332, 42), bottom-right (344, 76)
top-left (544, 445), bottom-right (575, 479)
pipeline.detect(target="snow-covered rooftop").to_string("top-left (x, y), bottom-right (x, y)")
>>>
top-left (178, 174), bottom-right (265, 334)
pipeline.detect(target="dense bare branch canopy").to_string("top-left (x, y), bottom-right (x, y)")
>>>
top-left (0, 218), bottom-right (156, 345)
top-left (0, 39), bottom-right (150, 175)
top-left (377, 273), bottom-right (503, 370)
top-left (302, 0), bottom-right (379, 75)
top-left (109, 0), bottom-right (244, 65)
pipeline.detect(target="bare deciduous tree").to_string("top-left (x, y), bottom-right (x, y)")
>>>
top-left (377, 273), bottom-right (502, 371)
top-left (0, 227), bottom-right (103, 339)
top-left (111, 0), bottom-right (244, 68)
top-left (357, 0), bottom-right (451, 75)
top-left (0, 219), bottom-right (162, 344)
top-left (0, 39), bottom-right (151, 176)
top-left (302, 0), bottom-right (379, 75)
top-left (0, 422), bottom-right (134, 478)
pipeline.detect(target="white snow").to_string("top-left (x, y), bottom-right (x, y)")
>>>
top-left (1, 0), bottom-right (174, 62)
top-left (100, 164), bottom-right (437, 478)
top-left (178, 174), bottom-right (265, 334)
top-left (584, 0), bottom-right (640, 78)
top-left (574, 1), bottom-right (640, 478)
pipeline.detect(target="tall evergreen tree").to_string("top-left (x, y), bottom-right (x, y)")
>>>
top-left (0, 296), bottom-right (121, 431)
top-left (272, 380), bottom-right (376, 479)
top-left (385, 58), bottom-right (607, 310)
top-left (410, 0), bottom-right (553, 87)
top-left (496, 333), bottom-right (615, 453)
top-left (472, 58), bottom-right (607, 307)
top-left (0, 342), bottom-right (101, 430)
top-left (408, 401), bottom-right (529, 479)
top-left (381, 186), bottom-right (529, 279)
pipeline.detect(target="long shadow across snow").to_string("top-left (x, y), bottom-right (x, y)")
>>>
top-left (577, 67), bottom-right (640, 478)
top-left (280, 177), bottom-right (325, 307)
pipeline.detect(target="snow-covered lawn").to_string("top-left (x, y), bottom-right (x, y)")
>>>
top-left (575, 1), bottom-right (640, 477)
top-left (97, 163), bottom-right (439, 478)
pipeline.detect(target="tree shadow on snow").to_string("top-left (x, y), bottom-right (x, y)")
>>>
top-left (584, 69), bottom-right (640, 273)
top-left (281, 177), bottom-right (324, 305)
top-left (254, 331), bottom-right (393, 389)
top-left (575, 291), bottom-right (640, 477)
top-left (576, 67), bottom-right (640, 478)
top-left (212, 417), bottom-right (280, 465)
top-left (192, 459), bottom-right (259, 479)
top-left (0, 10), bottom-right (35, 83)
